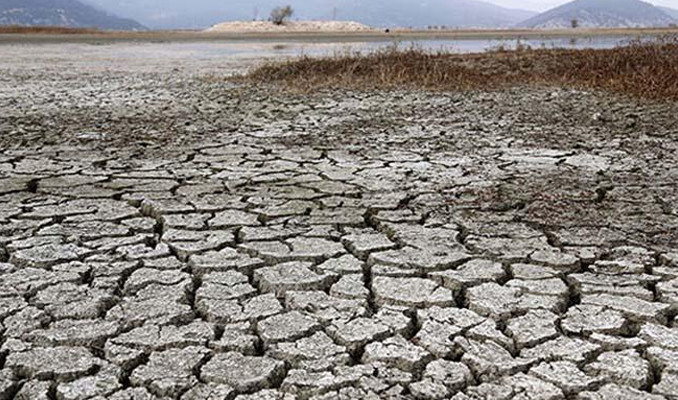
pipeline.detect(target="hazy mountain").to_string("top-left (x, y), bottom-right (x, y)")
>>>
top-left (81, 0), bottom-right (536, 30)
top-left (520, 0), bottom-right (677, 28)
top-left (0, 0), bottom-right (145, 30)
top-left (658, 5), bottom-right (678, 19)
top-left (329, 0), bottom-right (538, 29)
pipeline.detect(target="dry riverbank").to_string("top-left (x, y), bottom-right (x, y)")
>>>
top-left (1, 39), bottom-right (677, 399)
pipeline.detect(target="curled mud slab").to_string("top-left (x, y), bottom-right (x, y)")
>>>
top-left (1, 42), bottom-right (678, 399)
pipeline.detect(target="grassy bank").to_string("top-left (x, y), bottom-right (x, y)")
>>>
top-left (1, 26), bottom-right (678, 44)
top-left (0, 25), bottom-right (101, 34)
top-left (245, 37), bottom-right (678, 100)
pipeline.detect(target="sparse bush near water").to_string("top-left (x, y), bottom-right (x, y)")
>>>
top-left (244, 36), bottom-right (678, 101)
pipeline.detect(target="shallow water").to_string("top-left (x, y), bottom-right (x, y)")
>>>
top-left (0, 35), bottom-right (651, 77)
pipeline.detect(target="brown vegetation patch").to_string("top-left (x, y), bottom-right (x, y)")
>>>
top-left (244, 37), bottom-right (678, 100)
top-left (0, 25), bottom-right (101, 34)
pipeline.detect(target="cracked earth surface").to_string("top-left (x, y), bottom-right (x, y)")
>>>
top-left (1, 42), bottom-right (678, 399)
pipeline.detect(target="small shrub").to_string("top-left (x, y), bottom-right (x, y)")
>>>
top-left (270, 6), bottom-right (293, 26)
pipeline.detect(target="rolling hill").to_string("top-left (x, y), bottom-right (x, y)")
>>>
top-left (330, 0), bottom-right (537, 29)
top-left (81, 0), bottom-right (536, 30)
top-left (0, 0), bottom-right (145, 30)
top-left (658, 6), bottom-right (678, 20)
top-left (520, 0), bottom-right (677, 28)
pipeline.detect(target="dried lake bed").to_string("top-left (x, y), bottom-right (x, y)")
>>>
top-left (1, 39), bottom-right (678, 399)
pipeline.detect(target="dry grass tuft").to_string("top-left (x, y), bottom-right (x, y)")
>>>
top-left (0, 25), bottom-right (101, 34)
top-left (245, 37), bottom-right (678, 100)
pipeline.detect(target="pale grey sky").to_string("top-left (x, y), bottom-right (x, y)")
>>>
top-left (484, 0), bottom-right (678, 11)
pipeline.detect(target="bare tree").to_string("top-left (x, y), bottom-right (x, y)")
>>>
top-left (571, 19), bottom-right (579, 29)
top-left (270, 6), bottom-right (294, 25)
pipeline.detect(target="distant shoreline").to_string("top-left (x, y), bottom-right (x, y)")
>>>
top-left (1, 26), bottom-right (677, 44)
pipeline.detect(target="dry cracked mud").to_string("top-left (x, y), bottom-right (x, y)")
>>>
top-left (1, 42), bottom-right (678, 400)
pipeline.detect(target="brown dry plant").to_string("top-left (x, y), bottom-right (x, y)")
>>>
top-left (244, 37), bottom-right (678, 100)
top-left (0, 25), bottom-right (102, 34)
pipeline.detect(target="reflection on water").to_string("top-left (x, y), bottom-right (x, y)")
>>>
top-left (193, 35), bottom-right (641, 59)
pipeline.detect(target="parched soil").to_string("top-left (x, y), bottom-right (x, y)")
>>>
top-left (0, 41), bottom-right (677, 399)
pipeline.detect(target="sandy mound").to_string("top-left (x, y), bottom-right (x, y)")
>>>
top-left (206, 20), bottom-right (374, 33)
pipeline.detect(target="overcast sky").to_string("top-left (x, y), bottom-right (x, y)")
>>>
top-left (484, 0), bottom-right (678, 11)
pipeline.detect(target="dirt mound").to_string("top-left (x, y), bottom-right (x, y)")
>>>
top-left (206, 20), bottom-right (374, 33)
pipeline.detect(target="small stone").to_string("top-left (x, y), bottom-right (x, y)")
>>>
top-left (10, 243), bottom-right (92, 268)
top-left (0, 369), bottom-right (20, 399)
top-left (466, 282), bottom-right (564, 320)
top-left (409, 379), bottom-right (450, 400)
top-left (104, 343), bottom-right (146, 371)
top-left (124, 268), bottom-right (190, 295)
top-left (638, 323), bottom-right (678, 350)
top-left (330, 274), bottom-right (369, 301)
top-left (316, 254), bottom-right (364, 275)
top-left (414, 307), bottom-right (486, 357)
top-left (505, 278), bottom-right (568, 298)
top-left (466, 320), bottom-right (514, 353)
top-left (189, 248), bottom-right (264, 277)
top-left (180, 383), bottom-right (236, 400)
top-left (254, 262), bottom-right (337, 298)
top-left (510, 264), bottom-right (561, 280)
top-left (657, 278), bottom-right (678, 310)
top-left (586, 350), bottom-right (651, 389)
top-left (280, 368), bottom-right (363, 398)
top-left (267, 331), bottom-right (350, 372)
top-left (362, 336), bottom-right (432, 372)
top-left (13, 380), bottom-right (52, 400)
top-left (430, 259), bottom-right (505, 296)
top-left (285, 291), bottom-right (367, 324)
top-left (210, 323), bottom-right (260, 355)
top-left (161, 213), bottom-right (211, 231)
top-left (529, 250), bottom-right (580, 272)
top-left (589, 333), bottom-right (646, 352)
top-left (577, 383), bottom-right (666, 400)
top-left (454, 337), bottom-right (533, 380)
top-left (522, 337), bottom-right (600, 364)
top-left (3, 306), bottom-right (50, 338)
top-left (581, 294), bottom-right (670, 324)
top-left (372, 277), bottom-right (455, 308)
top-left (530, 361), bottom-right (602, 394)
top-left (201, 352), bottom-right (286, 393)
top-left (106, 297), bottom-right (194, 329)
top-left (6, 346), bottom-right (102, 382)
top-left (197, 271), bottom-right (257, 302)
top-left (561, 305), bottom-right (628, 336)
top-left (653, 371), bottom-right (678, 398)
top-left (24, 319), bottom-right (120, 347)
top-left (129, 346), bottom-right (210, 397)
top-left (342, 233), bottom-right (397, 260)
top-left (109, 321), bottom-right (215, 352)
top-left (506, 310), bottom-right (560, 350)
top-left (55, 365), bottom-right (122, 400)
top-left (590, 260), bottom-right (646, 275)
top-left (422, 359), bottom-right (474, 391)
top-left (327, 318), bottom-right (392, 353)
top-left (369, 247), bottom-right (471, 274)
top-left (257, 311), bottom-right (321, 346)
top-left (500, 373), bottom-right (565, 400)
top-left (210, 209), bottom-right (260, 228)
